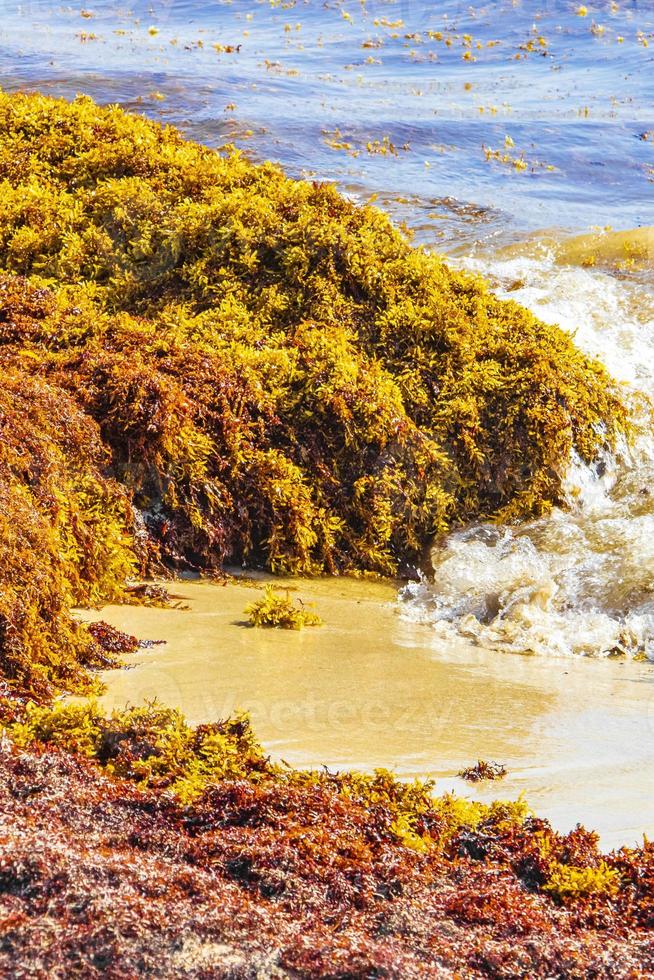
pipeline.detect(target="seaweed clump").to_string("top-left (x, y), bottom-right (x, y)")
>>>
top-left (0, 91), bottom-right (627, 578)
top-left (10, 700), bottom-right (267, 803)
top-left (3, 702), bottom-right (654, 977)
top-left (245, 585), bottom-right (323, 629)
top-left (545, 860), bottom-right (621, 904)
top-left (458, 759), bottom-right (508, 782)
top-left (87, 621), bottom-right (140, 655)
top-left (0, 89), bottom-right (629, 695)
top-left (0, 362), bottom-right (137, 700)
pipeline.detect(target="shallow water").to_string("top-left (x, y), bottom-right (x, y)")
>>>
top-left (83, 577), bottom-right (654, 848)
top-left (6, 1), bottom-right (654, 837)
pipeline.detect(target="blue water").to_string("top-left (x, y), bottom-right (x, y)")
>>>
top-left (1, 0), bottom-right (652, 247)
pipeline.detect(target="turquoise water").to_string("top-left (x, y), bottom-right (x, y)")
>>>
top-left (1, 0), bottom-right (652, 245)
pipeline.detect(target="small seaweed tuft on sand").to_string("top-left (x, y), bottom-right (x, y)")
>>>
top-left (88, 621), bottom-right (140, 655)
top-left (245, 584), bottom-right (323, 629)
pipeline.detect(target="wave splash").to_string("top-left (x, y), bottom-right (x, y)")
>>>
top-left (401, 243), bottom-right (654, 659)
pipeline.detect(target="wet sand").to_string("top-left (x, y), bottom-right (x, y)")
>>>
top-left (78, 576), bottom-right (654, 849)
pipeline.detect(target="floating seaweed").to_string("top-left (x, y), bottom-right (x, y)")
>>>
top-left (458, 759), bottom-right (508, 782)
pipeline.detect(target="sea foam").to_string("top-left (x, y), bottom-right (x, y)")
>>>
top-left (401, 243), bottom-right (654, 659)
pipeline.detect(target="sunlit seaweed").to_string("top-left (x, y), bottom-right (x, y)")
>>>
top-left (458, 758), bottom-right (508, 782)
top-left (10, 700), bottom-right (268, 803)
top-left (245, 584), bottom-right (323, 629)
top-left (0, 89), bottom-right (629, 698)
top-left (0, 90), bottom-right (649, 973)
top-left (545, 860), bottom-right (621, 904)
top-left (3, 700), bottom-right (654, 975)
top-left (0, 91), bottom-right (627, 578)
top-left (87, 621), bottom-right (140, 655)
top-left (0, 362), bottom-right (137, 699)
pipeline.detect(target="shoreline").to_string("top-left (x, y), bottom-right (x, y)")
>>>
top-left (0, 87), bottom-right (652, 975)
top-left (78, 575), bottom-right (654, 850)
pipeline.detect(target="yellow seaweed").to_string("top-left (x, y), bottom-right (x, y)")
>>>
top-left (0, 90), bottom-right (629, 697)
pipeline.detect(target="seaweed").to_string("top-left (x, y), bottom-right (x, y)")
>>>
top-left (458, 759), bottom-right (508, 782)
top-left (0, 86), bottom-right (628, 697)
top-left (245, 585), bottom-right (323, 629)
top-left (10, 700), bottom-right (268, 802)
top-left (2, 702), bottom-right (654, 976)
top-left (0, 90), bottom-right (650, 975)
top-left (545, 861), bottom-right (621, 904)
top-left (0, 363), bottom-right (137, 699)
top-left (0, 90), bottom-right (630, 695)
top-left (88, 621), bottom-right (140, 655)
top-left (0, 91), bottom-right (628, 586)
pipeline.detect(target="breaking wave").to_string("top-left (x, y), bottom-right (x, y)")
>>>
top-left (401, 241), bottom-right (654, 659)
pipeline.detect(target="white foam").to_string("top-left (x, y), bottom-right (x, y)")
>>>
top-left (401, 250), bottom-right (654, 659)
top-left (468, 250), bottom-right (654, 385)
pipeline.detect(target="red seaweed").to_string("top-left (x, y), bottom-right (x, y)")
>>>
top-left (0, 710), bottom-right (653, 978)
